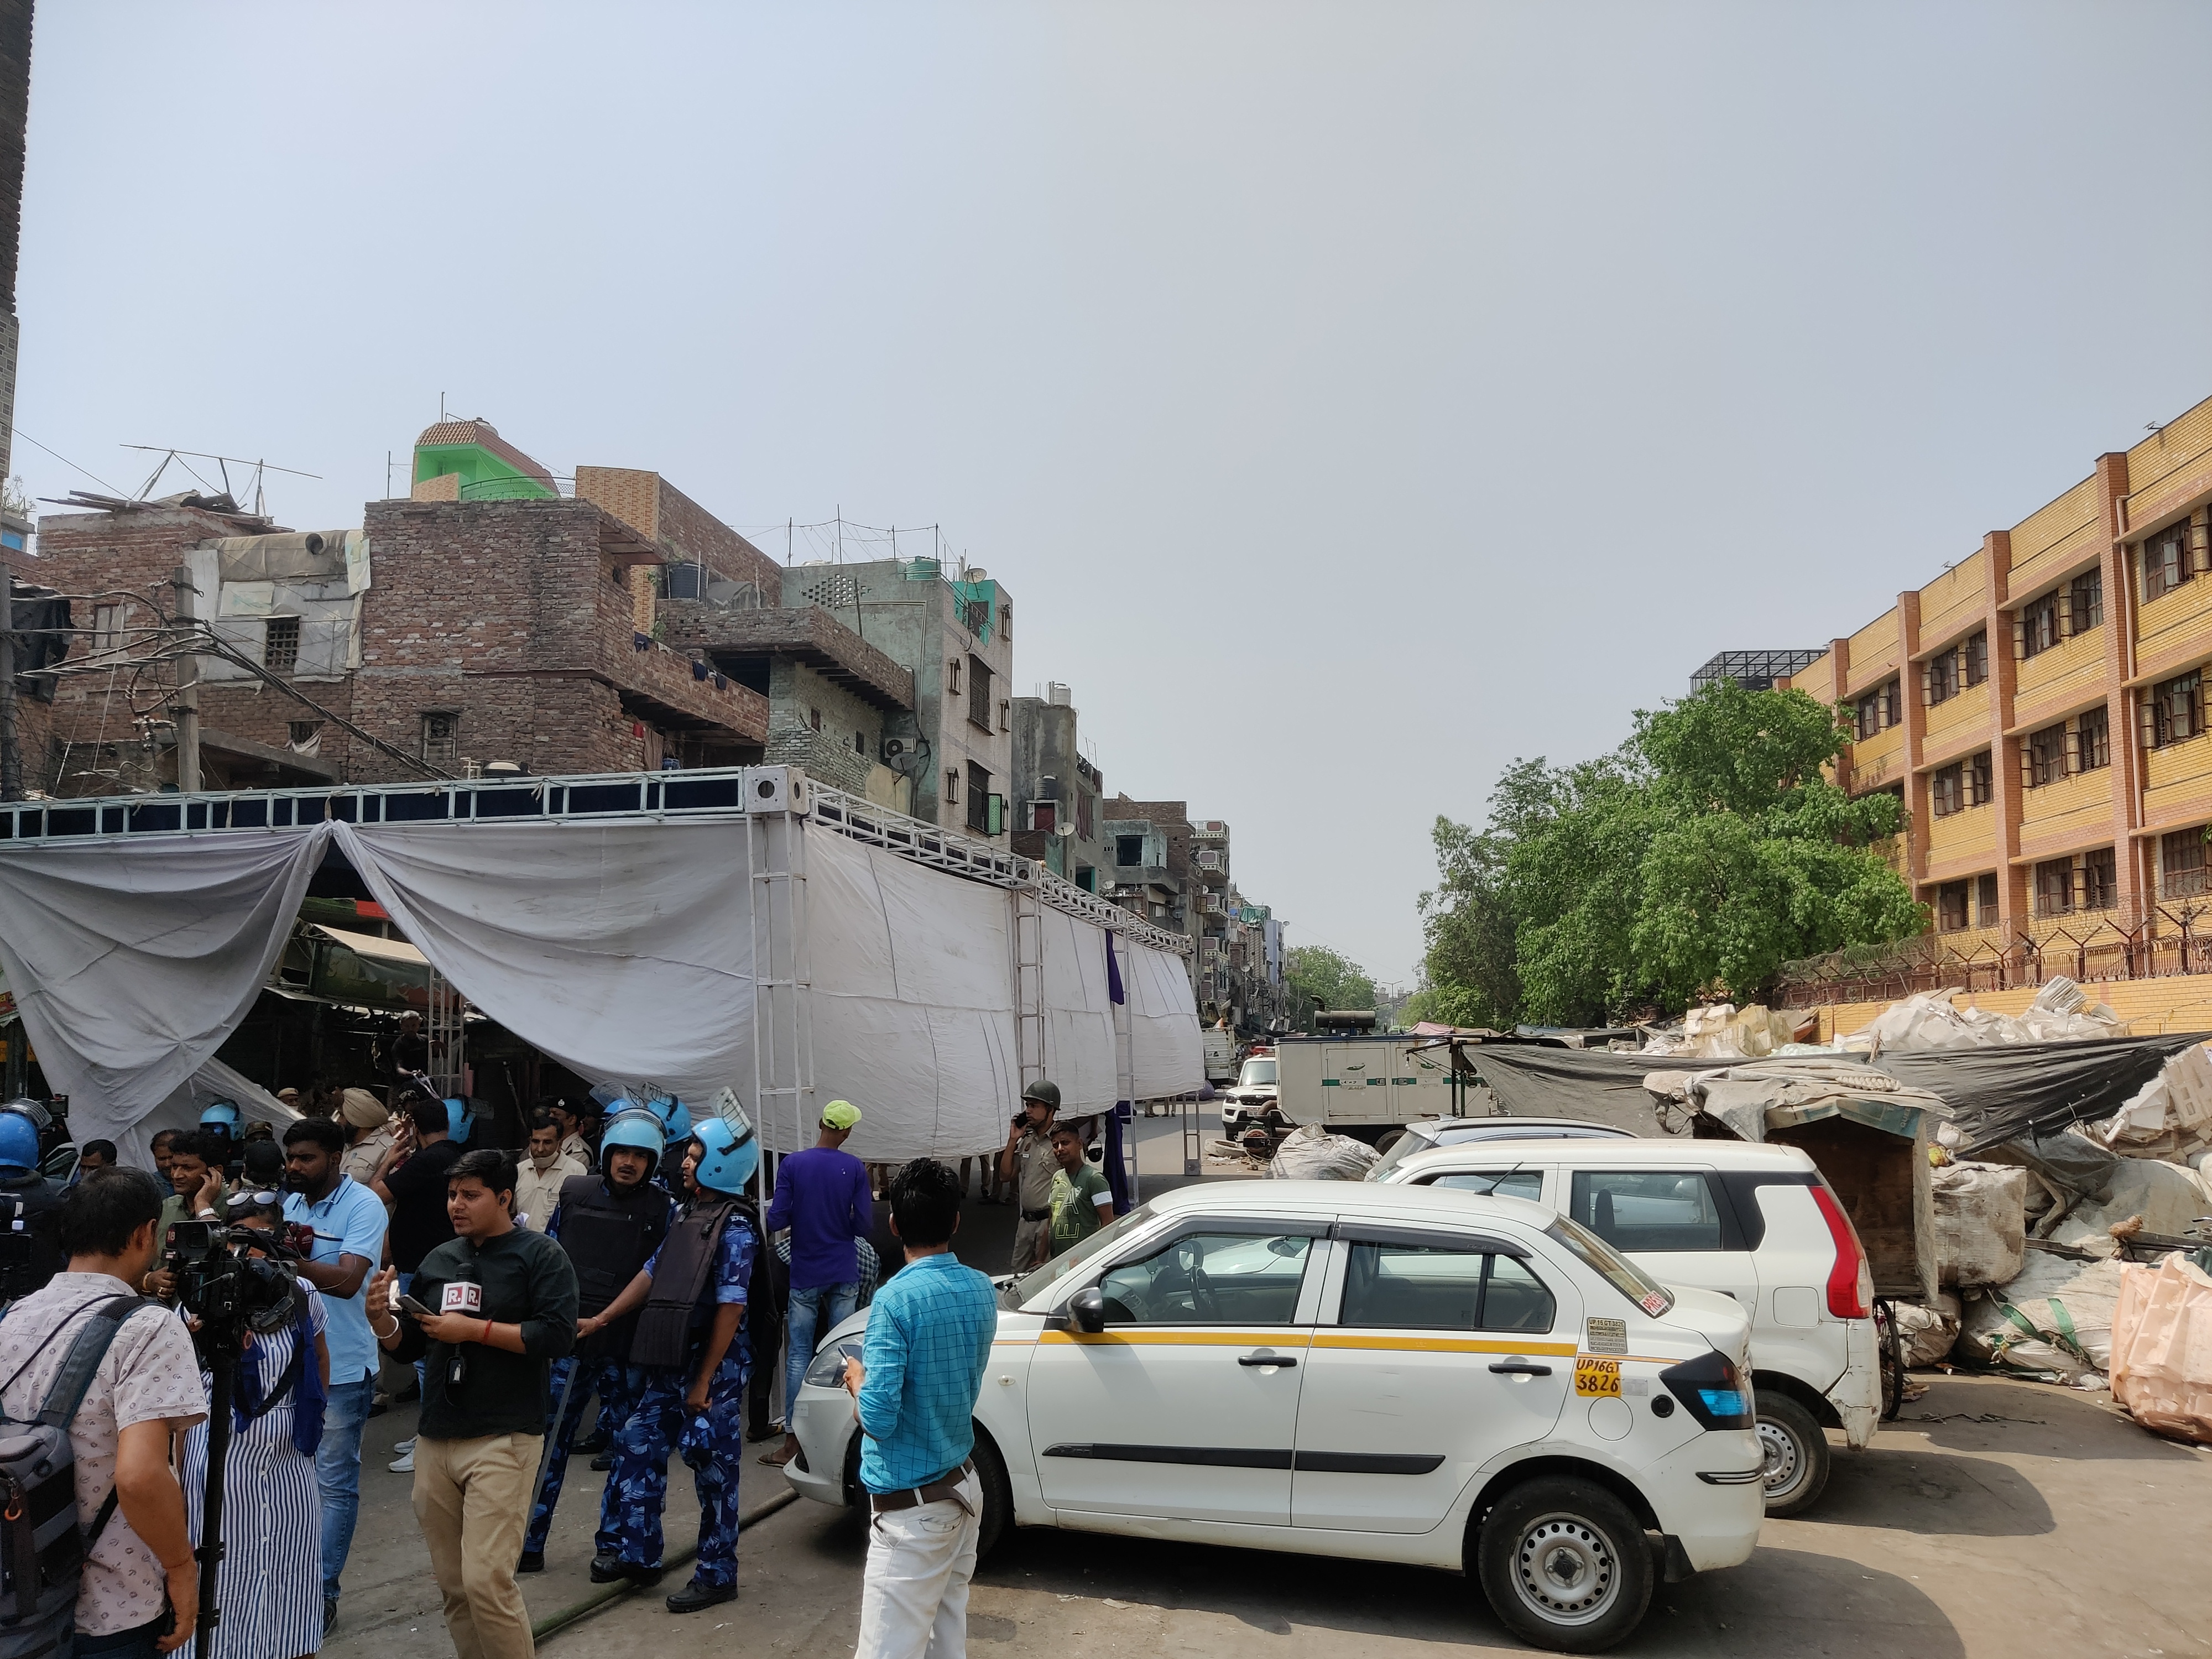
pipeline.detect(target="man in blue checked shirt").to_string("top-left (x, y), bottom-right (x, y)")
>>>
top-left (840, 1159), bottom-right (997, 1659)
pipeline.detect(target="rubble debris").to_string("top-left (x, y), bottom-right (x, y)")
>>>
top-left (2083, 1042), bottom-right (2212, 1162)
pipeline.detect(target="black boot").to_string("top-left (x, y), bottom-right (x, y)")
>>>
top-left (517, 1551), bottom-right (544, 1574)
top-left (666, 1579), bottom-right (737, 1615)
top-left (588, 1554), bottom-right (627, 1584)
top-left (590, 1451), bottom-right (615, 1471)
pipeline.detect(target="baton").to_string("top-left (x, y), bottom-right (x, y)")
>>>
top-left (528, 1352), bottom-right (588, 1522)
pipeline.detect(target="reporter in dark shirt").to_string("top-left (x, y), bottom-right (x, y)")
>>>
top-left (369, 1149), bottom-right (577, 1659)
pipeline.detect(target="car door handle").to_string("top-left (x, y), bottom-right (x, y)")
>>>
top-left (1488, 1360), bottom-right (1552, 1376)
top-left (1238, 1354), bottom-right (1298, 1368)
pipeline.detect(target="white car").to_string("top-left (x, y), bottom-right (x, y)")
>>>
top-left (786, 1183), bottom-right (1763, 1653)
top-left (1219, 1053), bottom-right (1280, 1133)
top-left (1372, 1139), bottom-right (1880, 1516)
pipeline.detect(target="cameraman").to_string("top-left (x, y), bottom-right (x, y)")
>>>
top-left (368, 1150), bottom-right (577, 1659)
top-left (281, 1117), bottom-right (389, 1634)
top-left (0, 1168), bottom-right (207, 1658)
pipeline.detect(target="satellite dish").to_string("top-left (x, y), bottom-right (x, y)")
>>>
top-left (1053, 822), bottom-right (1075, 838)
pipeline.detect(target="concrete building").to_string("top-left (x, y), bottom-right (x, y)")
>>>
top-left (1768, 387), bottom-right (2212, 998)
top-left (1101, 797), bottom-right (1288, 1031)
top-left (1008, 682), bottom-right (1106, 890)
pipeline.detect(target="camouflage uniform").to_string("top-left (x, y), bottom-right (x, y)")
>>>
top-left (600, 1206), bottom-right (757, 1587)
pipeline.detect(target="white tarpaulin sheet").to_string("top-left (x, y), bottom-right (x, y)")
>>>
top-left (1124, 938), bottom-right (1203, 1100)
top-left (0, 810), bottom-right (1201, 1162)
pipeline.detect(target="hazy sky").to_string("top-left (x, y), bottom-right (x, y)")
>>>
top-left (18, 3), bottom-right (2212, 987)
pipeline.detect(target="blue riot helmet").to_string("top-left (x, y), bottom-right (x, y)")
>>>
top-left (598, 1108), bottom-right (666, 1178)
top-left (645, 1093), bottom-right (692, 1144)
top-left (688, 1113), bottom-right (758, 1197)
top-left (199, 1099), bottom-right (241, 1139)
top-left (444, 1098), bottom-right (483, 1145)
top-left (0, 1103), bottom-right (42, 1174)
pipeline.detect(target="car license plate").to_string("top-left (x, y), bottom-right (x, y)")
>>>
top-left (1574, 1357), bottom-right (1622, 1397)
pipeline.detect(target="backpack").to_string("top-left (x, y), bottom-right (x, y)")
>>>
top-left (0, 1295), bottom-right (153, 1659)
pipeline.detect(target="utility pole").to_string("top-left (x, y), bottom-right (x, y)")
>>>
top-left (170, 564), bottom-right (200, 791)
top-left (0, 2), bottom-right (32, 804)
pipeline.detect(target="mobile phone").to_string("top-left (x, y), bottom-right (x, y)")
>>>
top-left (395, 1292), bottom-right (436, 1319)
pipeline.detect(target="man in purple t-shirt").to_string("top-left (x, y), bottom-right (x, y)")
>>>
top-left (762, 1100), bottom-right (873, 1468)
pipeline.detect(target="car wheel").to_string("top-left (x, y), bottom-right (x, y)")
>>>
top-left (1755, 1391), bottom-right (1831, 1517)
top-left (971, 1427), bottom-right (1013, 1562)
top-left (1374, 1128), bottom-right (1406, 1156)
top-left (1475, 1476), bottom-right (1652, 1653)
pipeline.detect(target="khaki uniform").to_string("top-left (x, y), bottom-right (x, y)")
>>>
top-left (1009, 1128), bottom-right (1057, 1272)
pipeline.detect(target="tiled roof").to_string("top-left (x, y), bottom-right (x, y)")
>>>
top-left (413, 419), bottom-right (556, 489)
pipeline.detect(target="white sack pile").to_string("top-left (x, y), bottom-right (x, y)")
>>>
top-left (1640, 1003), bottom-right (1807, 1059)
top-left (1840, 977), bottom-right (2128, 1054)
top-left (1266, 1122), bottom-right (1380, 1181)
top-left (2084, 1042), bottom-right (2212, 1163)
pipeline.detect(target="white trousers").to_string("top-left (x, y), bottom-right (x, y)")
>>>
top-left (854, 1472), bottom-right (983, 1659)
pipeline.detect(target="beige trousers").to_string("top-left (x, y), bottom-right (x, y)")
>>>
top-left (412, 1431), bottom-right (543, 1659)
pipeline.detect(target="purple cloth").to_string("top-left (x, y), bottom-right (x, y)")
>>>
top-left (764, 1146), bottom-right (874, 1289)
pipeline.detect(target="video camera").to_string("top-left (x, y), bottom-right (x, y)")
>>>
top-left (163, 1218), bottom-right (304, 1347)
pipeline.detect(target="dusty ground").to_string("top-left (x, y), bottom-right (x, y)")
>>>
top-left (321, 1119), bottom-right (2212, 1658)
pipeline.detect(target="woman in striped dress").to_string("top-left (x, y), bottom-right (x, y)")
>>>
top-left (181, 1193), bottom-right (331, 1659)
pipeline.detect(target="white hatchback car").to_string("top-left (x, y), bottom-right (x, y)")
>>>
top-left (1372, 1139), bottom-right (1880, 1516)
top-left (786, 1183), bottom-right (1764, 1653)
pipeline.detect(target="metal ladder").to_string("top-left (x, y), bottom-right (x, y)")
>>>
top-left (748, 804), bottom-right (816, 1182)
top-left (1013, 889), bottom-right (1044, 1086)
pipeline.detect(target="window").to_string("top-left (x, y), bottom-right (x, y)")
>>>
top-left (286, 719), bottom-right (322, 757)
top-left (1926, 648), bottom-right (1959, 706)
top-left (1854, 680), bottom-right (1900, 739)
top-left (1937, 880), bottom-right (1970, 932)
top-left (1077, 791), bottom-right (1094, 841)
top-left (92, 604), bottom-right (123, 654)
top-left (2019, 592), bottom-right (2060, 658)
top-left (965, 760), bottom-right (990, 833)
top-left (2142, 523), bottom-right (2193, 604)
top-left (947, 658), bottom-right (962, 695)
top-left (1963, 629), bottom-right (1988, 687)
top-left (998, 697), bottom-right (1010, 733)
top-left (1421, 1169), bottom-right (1545, 1202)
top-left (854, 729), bottom-right (867, 754)
top-left (1097, 1230), bottom-right (1312, 1325)
top-left (999, 601), bottom-right (1012, 641)
top-left (968, 655), bottom-right (992, 732)
top-left (2084, 847), bottom-right (2117, 912)
top-left (2162, 828), bottom-right (2209, 899)
top-left (2069, 568), bottom-right (2104, 633)
top-left (1931, 763), bottom-right (1963, 817)
top-left (420, 711), bottom-right (459, 768)
top-left (1569, 1170), bottom-right (1726, 1253)
top-left (2145, 671), bottom-right (2204, 748)
top-left (2026, 723), bottom-right (2067, 787)
top-left (1116, 834), bottom-right (1145, 867)
top-left (1339, 1241), bottom-right (1553, 1333)
top-left (807, 705), bottom-right (822, 732)
top-left (1031, 801), bottom-right (1057, 832)
top-left (943, 766), bottom-right (959, 805)
top-left (2077, 704), bottom-right (2110, 770)
top-left (963, 598), bottom-right (990, 634)
top-left (1970, 748), bottom-right (1992, 805)
top-left (262, 616), bottom-right (300, 674)
top-left (2033, 857), bottom-right (2075, 916)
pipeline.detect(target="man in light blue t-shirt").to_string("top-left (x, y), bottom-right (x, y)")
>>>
top-left (283, 1117), bottom-right (389, 1634)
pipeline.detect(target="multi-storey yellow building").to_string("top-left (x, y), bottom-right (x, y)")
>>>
top-left (1779, 390), bottom-right (2212, 1009)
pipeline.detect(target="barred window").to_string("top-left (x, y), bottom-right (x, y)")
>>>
top-left (262, 616), bottom-right (300, 674)
top-left (2142, 523), bottom-right (2193, 604)
top-left (420, 711), bottom-right (458, 768)
top-left (2161, 828), bottom-right (2209, 899)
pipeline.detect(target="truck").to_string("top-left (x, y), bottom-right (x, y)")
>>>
top-left (1272, 1031), bottom-right (1498, 1147)
top-left (1202, 1026), bottom-right (1239, 1084)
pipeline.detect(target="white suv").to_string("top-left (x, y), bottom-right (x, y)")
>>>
top-left (785, 1183), bottom-right (1764, 1653)
top-left (1375, 1139), bottom-right (1879, 1516)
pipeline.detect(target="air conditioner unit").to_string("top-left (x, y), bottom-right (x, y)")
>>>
top-left (744, 765), bottom-right (809, 815)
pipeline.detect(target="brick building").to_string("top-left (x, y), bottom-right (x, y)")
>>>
top-left (1008, 682), bottom-right (1107, 890)
top-left (1769, 387), bottom-right (2212, 995)
top-left (1100, 795), bottom-right (1288, 1030)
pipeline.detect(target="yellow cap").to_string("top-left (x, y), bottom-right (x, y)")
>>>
top-left (821, 1100), bottom-right (863, 1130)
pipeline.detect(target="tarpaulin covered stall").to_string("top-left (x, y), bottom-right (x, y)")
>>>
top-left (0, 771), bottom-right (1202, 1166)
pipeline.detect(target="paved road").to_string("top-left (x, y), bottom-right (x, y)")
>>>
top-left (321, 1230), bottom-right (2212, 1659)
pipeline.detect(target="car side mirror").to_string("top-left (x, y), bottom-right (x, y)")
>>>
top-left (1068, 1286), bottom-right (1108, 1334)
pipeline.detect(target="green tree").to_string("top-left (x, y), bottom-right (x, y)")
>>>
top-left (1283, 945), bottom-right (1376, 1015)
top-left (1417, 682), bottom-right (1923, 1023)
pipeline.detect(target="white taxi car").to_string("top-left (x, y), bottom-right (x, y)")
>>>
top-left (785, 1183), bottom-right (1763, 1653)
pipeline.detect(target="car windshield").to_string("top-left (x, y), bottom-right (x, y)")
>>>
top-left (1238, 1058), bottom-right (1277, 1088)
top-left (1546, 1214), bottom-right (1676, 1318)
top-left (1363, 1123), bottom-right (1441, 1182)
top-left (1002, 1200), bottom-right (1158, 1308)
